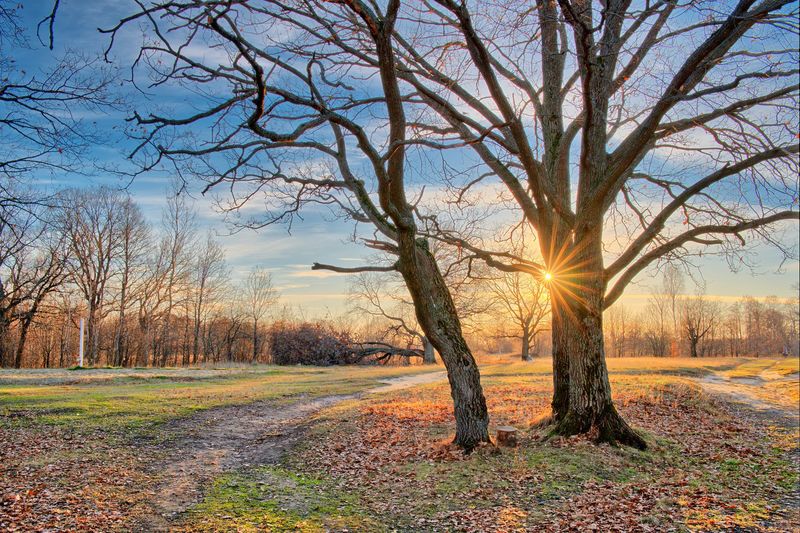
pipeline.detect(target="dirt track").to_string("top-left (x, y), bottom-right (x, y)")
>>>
top-left (697, 367), bottom-right (800, 530)
top-left (698, 369), bottom-right (799, 428)
top-left (133, 371), bottom-right (447, 530)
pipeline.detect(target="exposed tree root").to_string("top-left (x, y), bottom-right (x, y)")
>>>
top-left (550, 405), bottom-right (647, 450)
top-left (453, 426), bottom-right (492, 452)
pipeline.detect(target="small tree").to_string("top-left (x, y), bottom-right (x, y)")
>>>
top-left (487, 271), bottom-right (550, 361)
top-left (112, 197), bottom-right (151, 367)
top-left (59, 187), bottom-right (127, 366)
top-left (242, 267), bottom-right (278, 364)
top-left (0, 202), bottom-right (66, 367)
top-left (681, 293), bottom-right (720, 358)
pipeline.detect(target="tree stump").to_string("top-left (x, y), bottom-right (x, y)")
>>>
top-left (496, 426), bottom-right (518, 447)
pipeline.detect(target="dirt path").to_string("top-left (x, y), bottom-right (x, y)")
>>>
top-left (698, 369), bottom-right (799, 428)
top-left (133, 371), bottom-right (447, 530)
top-left (697, 368), bottom-right (799, 529)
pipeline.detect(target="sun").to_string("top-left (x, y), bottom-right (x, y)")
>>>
top-left (544, 272), bottom-right (553, 282)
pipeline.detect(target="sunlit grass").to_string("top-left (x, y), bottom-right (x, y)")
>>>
top-left (281, 356), bottom-right (798, 531)
top-left (724, 359), bottom-right (776, 379)
top-left (770, 357), bottom-right (800, 376)
top-left (478, 356), bottom-right (742, 380)
top-left (0, 365), bottom-right (434, 434)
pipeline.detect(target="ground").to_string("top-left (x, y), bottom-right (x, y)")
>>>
top-left (0, 358), bottom-right (797, 532)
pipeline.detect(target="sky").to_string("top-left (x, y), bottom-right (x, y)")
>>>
top-left (11, 1), bottom-right (799, 316)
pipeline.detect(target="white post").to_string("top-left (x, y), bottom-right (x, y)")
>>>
top-left (78, 318), bottom-right (85, 367)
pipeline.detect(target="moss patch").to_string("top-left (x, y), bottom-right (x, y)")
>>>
top-left (181, 466), bottom-right (381, 532)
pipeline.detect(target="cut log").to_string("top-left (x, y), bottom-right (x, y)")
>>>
top-left (496, 425), bottom-right (518, 447)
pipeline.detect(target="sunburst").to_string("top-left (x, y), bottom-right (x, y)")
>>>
top-left (540, 220), bottom-right (603, 325)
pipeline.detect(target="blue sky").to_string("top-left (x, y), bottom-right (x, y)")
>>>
top-left (13, 1), bottom-right (799, 315)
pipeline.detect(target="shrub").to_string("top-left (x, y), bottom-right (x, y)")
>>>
top-left (268, 321), bottom-right (356, 366)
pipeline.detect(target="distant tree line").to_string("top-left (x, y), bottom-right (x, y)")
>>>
top-left (0, 185), bottom-right (282, 368)
top-left (605, 268), bottom-right (798, 359)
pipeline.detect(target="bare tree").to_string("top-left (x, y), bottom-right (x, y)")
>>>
top-left (0, 1), bottom-right (117, 216)
top-left (487, 271), bottom-right (550, 361)
top-left (681, 292), bottom-right (720, 358)
top-left (108, 0), bottom-right (493, 447)
top-left (662, 265), bottom-right (684, 355)
top-left (604, 304), bottom-right (628, 358)
top-left (242, 266), bottom-right (278, 364)
top-left (157, 189), bottom-right (196, 366)
top-left (112, 197), bottom-right (151, 366)
top-left (0, 202), bottom-right (66, 367)
top-left (190, 232), bottom-right (228, 365)
top-left (109, 0), bottom-right (798, 447)
top-left (644, 290), bottom-right (670, 357)
top-left (59, 187), bottom-right (127, 365)
top-left (724, 301), bottom-right (746, 357)
top-left (356, 0), bottom-right (796, 447)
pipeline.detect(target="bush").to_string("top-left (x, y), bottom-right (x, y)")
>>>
top-left (268, 321), bottom-right (356, 366)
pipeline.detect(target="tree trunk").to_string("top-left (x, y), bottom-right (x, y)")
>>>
top-left (422, 336), bottom-right (436, 364)
top-left (14, 313), bottom-right (34, 369)
top-left (550, 302), bottom-right (571, 422)
top-left (397, 238), bottom-right (490, 450)
top-left (551, 231), bottom-right (646, 450)
top-left (86, 308), bottom-right (98, 367)
top-left (545, 220), bottom-right (572, 423)
top-left (689, 338), bottom-right (699, 358)
top-left (521, 326), bottom-right (532, 361)
top-left (252, 319), bottom-right (258, 364)
top-left (192, 314), bottom-right (201, 365)
top-left (0, 312), bottom-right (12, 367)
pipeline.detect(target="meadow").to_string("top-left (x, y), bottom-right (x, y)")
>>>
top-left (1, 357), bottom-right (797, 531)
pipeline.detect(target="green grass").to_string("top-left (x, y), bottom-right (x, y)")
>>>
top-left (0, 365), bottom-right (434, 436)
top-left (724, 359), bottom-right (775, 379)
top-left (183, 466), bottom-right (381, 532)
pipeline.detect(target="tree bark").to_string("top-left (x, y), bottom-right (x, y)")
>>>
top-left (252, 319), bottom-right (259, 364)
top-left (544, 220), bottom-right (572, 423)
top-left (86, 307), bottom-right (98, 366)
top-left (397, 238), bottom-right (490, 450)
top-left (551, 231), bottom-right (647, 450)
top-left (0, 312), bottom-right (12, 367)
top-left (521, 326), bottom-right (532, 361)
top-left (550, 302), bottom-right (571, 422)
top-left (690, 338), bottom-right (699, 358)
top-left (422, 336), bottom-right (436, 364)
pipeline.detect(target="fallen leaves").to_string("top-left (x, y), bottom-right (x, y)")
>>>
top-left (289, 373), bottom-right (799, 532)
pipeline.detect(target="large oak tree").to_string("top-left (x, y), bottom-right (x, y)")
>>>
top-left (378, 0), bottom-right (797, 447)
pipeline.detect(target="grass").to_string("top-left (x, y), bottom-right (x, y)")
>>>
top-left (266, 357), bottom-right (799, 531)
top-left (181, 466), bottom-right (381, 532)
top-left (724, 359), bottom-right (776, 379)
top-left (770, 357), bottom-right (800, 376)
top-left (0, 364), bottom-right (434, 436)
top-left (2, 357), bottom-right (797, 531)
